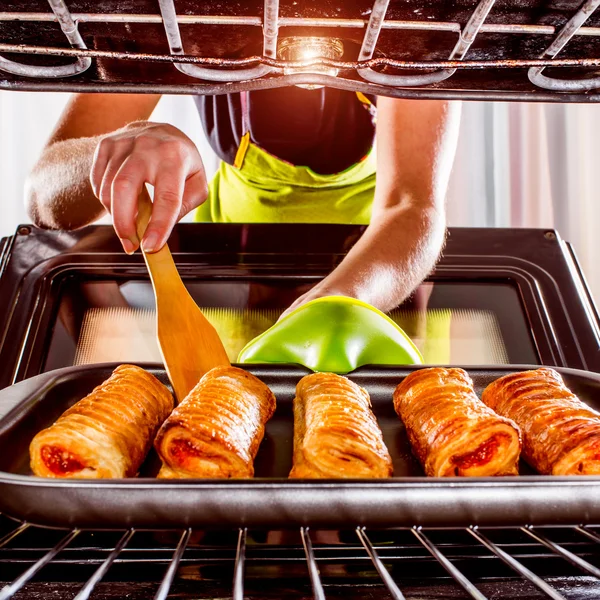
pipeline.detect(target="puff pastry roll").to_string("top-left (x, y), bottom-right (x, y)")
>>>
top-left (289, 372), bottom-right (393, 479)
top-left (30, 365), bottom-right (174, 478)
top-left (482, 368), bottom-right (600, 475)
top-left (393, 368), bottom-right (521, 477)
top-left (154, 366), bottom-right (276, 478)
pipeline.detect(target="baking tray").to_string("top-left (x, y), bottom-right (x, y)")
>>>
top-left (1, 363), bottom-right (600, 529)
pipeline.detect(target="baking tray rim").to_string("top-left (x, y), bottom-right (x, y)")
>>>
top-left (4, 471), bottom-right (600, 486)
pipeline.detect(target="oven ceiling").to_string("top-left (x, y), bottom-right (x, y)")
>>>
top-left (1, 0), bottom-right (600, 101)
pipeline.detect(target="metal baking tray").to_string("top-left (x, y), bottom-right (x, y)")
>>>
top-left (1, 363), bottom-right (600, 529)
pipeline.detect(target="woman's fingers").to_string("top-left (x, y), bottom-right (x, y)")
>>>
top-left (179, 170), bottom-right (209, 221)
top-left (110, 155), bottom-right (153, 253)
top-left (141, 161), bottom-right (187, 253)
top-left (90, 136), bottom-right (114, 199)
top-left (92, 138), bottom-right (131, 212)
top-left (142, 159), bottom-right (208, 252)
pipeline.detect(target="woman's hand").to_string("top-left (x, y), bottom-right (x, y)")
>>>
top-left (90, 121), bottom-right (208, 254)
top-left (278, 285), bottom-right (351, 320)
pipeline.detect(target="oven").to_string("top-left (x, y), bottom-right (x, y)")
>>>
top-left (3, 2), bottom-right (600, 600)
top-left (0, 224), bottom-right (599, 599)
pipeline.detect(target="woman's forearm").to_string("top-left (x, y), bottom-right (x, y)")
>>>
top-left (313, 98), bottom-right (459, 313)
top-left (313, 199), bottom-right (446, 313)
top-left (26, 136), bottom-right (106, 230)
top-left (25, 93), bottom-right (162, 232)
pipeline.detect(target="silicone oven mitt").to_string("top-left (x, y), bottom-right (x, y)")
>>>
top-left (237, 296), bottom-right (423, 374)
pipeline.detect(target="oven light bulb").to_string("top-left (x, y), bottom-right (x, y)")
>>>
top-left (278, 37), bottom-right (344, 90)
top-left (301, 46), bottom-right (322, 60)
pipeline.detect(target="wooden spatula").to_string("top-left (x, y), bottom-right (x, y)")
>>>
top-left (135, 187), bottom-right (230, 403)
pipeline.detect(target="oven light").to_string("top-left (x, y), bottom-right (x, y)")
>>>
top-left (278, 36), bottom-right (344, 90)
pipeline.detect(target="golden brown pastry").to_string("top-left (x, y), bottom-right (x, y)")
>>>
top-left (393, 368), bottom-right (521, 477)
top-left (289, 372), bottom-right (393, 479)
top-left (154, 366), bottom-right (276, 478)
top-left (482, 368), bottom-right (600, 475)
top-left (30, 365), bottom-right (174, 478)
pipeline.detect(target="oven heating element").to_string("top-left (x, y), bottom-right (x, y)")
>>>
top-left (2, 0), bottom-right (600, 100)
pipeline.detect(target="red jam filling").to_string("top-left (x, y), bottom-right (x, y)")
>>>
top-left (41, 445), bottom-right (86, 475)
top-left (452, 435), bottom-right (502, 470)
top-left (170, 439), bottom-right (203, 466)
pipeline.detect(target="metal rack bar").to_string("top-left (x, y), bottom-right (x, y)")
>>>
top-left (356, 527), bottom-right (406, 600)
top-left (5, 60), bottom-right (599, 102)
top-left (3, 11), bottom-right (600, 38)
top-left (73, 529), bottom-right (135, 600)
top-left (522, 526), bottom-right (600, 578)
top-left (263, 0), bottom-right (279, 59)
top-left (529, 0), bottom-right (600, 91)
top-left (357, 0), bottom-right (496, 87)
top-left (0, 522), bottom-right (29, 548)
top-left (300, 527), bottom-right (326, 600)
top-left (1, 0), bottom-right (600, 90)
top-left (153, 528), bottom-right (191, 600)
top-left (0, 0), bottom-right (90, 78)
top-left (232, 528), bottom-right (246, 600)
top-left (576, 525), bottom-right (600, 544)
top-left (467, 528), bottom-right (566, 600)
top-left (1, 518), bottom-right (600, 598)
top-left (411, 528), bottom-right (488, 600)
top-left (158, 0), bottom-right (279, 82)
top-left (0, 528), bottom-right (80, 600)
top-left (449, 0), bottom-right (497, 60)
top-left (357, 0), bottom-right (390, 62)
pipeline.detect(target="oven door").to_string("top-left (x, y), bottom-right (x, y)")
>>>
top-left (0, 224), bottom-right (597, 389)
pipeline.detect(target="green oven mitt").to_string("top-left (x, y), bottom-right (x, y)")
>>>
top-left (237, 296), bottom-right (423, 374)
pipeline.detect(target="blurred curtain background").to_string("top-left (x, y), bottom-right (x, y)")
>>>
top-left (1, 92), bottom-right (599, 298)
top-left (446, 101), bottom-right (600, 298)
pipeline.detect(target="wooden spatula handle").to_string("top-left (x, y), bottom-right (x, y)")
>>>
top-left (135, 186), bottom-right (154, 240)
top-left (135, 187), bottom-right (181, 294)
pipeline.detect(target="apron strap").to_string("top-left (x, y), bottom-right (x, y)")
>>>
top-left (355, 91), bottom-right (378, 123)
top-left (355, 91), bottom-right (371, 106)
top-left (234, 132), bottom-right (251, 169)
top-left (234, 91), bottom-right (252, 169)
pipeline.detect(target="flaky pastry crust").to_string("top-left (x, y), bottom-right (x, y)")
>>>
top-left (155, 366), bottom-right (276, 478)
top-left (482, 368), bottom-right (600, 475)
top-left (30, 364), bottom-right (174, 478)
top-left (289, 372), bottom-right (393, 479)
top-left (394, 368), bottom-right (521, 477)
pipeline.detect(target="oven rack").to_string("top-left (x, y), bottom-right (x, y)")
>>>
top-left (2, 0), bottom-right (600, 101)
top-left (2, 515), bottom-right (600, 600)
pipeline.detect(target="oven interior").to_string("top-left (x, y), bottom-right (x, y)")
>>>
top-left (44, 277), bottom-right (533, 372)
top-left (7, 224), bottom-right (585, 388)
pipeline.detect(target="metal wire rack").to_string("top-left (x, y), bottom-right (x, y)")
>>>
top-left (2, 0), bottom-right (600, 100)
top-left (2, 514), bottom-right (600, 600)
